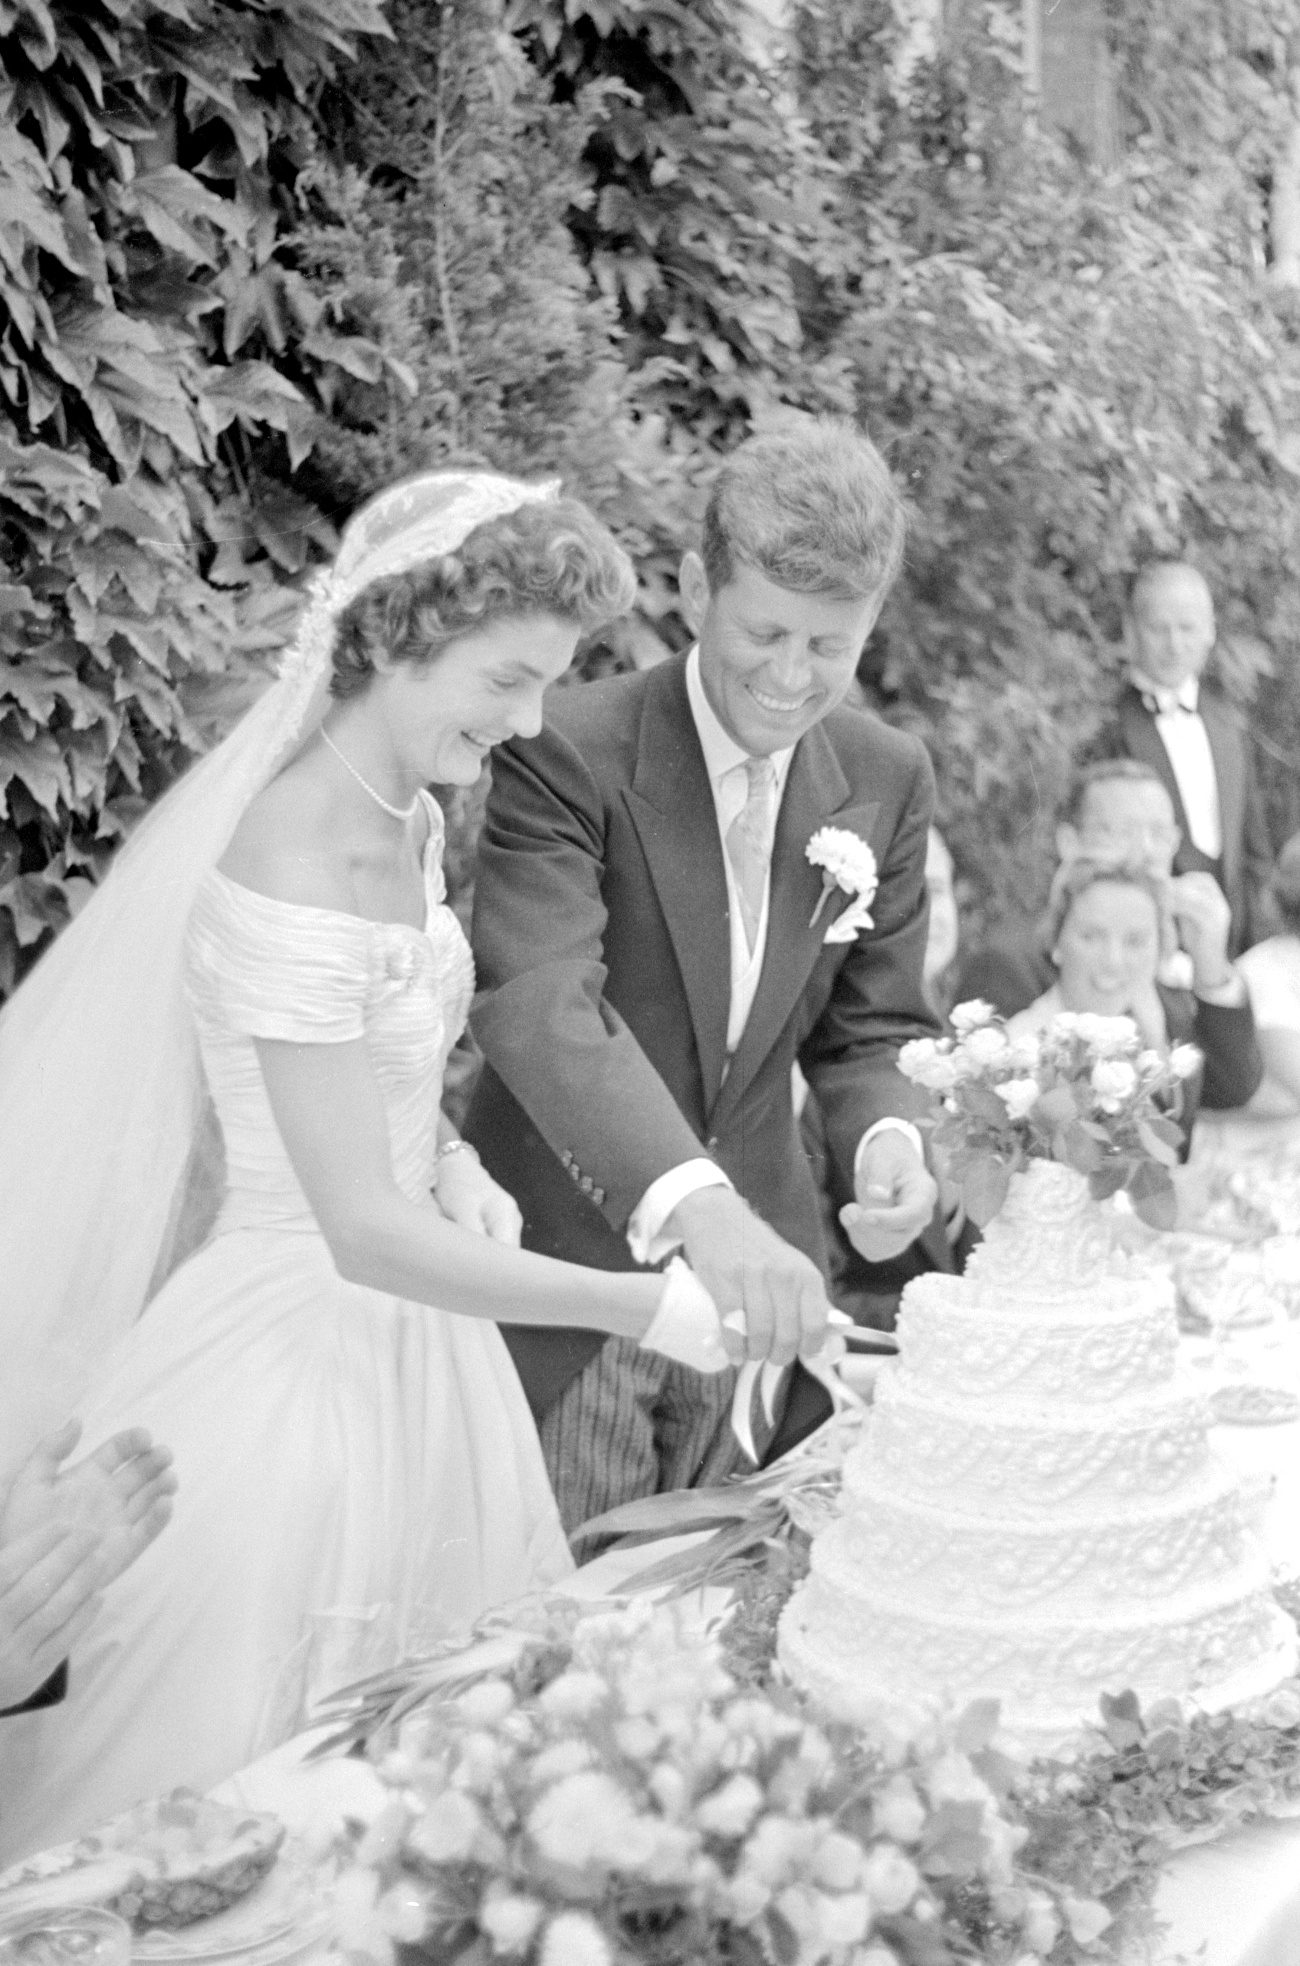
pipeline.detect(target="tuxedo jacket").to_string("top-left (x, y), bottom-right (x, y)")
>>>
top-left (464, 654), bottom-right (947, 1430)
top-left (1098, 683), bottom-right (1273, 955)
top-left (954, 927), bottom-right (1263, 1120)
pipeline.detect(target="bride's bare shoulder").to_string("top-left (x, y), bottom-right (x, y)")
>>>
top-left (218, 758), bottom-right (350, 912)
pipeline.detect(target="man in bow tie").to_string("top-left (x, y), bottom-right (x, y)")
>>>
top-left (463, 420), bottom-right (947, 1536)
top-left (1101, 562), bottom-right (1272, 956)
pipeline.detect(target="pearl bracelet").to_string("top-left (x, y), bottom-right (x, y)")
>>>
top-left (436, 1138), bottom-right (479, 1165)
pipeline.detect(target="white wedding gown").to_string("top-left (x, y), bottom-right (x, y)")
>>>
top-left (0, 796), bottom-right (573, 1862)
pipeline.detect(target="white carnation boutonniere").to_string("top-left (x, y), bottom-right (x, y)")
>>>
top-left (806, 826), bottom-right (879, 943)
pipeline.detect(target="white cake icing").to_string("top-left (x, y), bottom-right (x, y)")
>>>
top-left (779, 1161), bottom-right (1298, 1752)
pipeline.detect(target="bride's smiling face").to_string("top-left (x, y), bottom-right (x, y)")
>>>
top-left (371, 613), bottom-right (581, 786)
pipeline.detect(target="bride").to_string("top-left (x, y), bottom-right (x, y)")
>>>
top-left (0, 473), bottom-right (748, 1860)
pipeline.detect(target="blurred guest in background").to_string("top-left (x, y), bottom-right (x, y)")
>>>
top-left (1094, 561), bottom-right (1272, 955)
top-left (1007, 857), bottom-right (1175, 1048)
top-left (922, 827), bottom-right (960, 1015)
top-left (956, 760), bottom-right (1262, 1114)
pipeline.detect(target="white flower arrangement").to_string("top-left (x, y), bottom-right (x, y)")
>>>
top-left (899, 1002), bottom-right (1199, 1229)
top-left (806, 827), bottom-right (879, 943)
top-left (325, 1595), bottom-right (1110, 1966)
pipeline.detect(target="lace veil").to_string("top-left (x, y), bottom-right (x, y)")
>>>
top-left (0, 470), bottom-right (558, 1466)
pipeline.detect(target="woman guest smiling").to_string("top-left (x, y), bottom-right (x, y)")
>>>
top-left (1007, 857), bottom-right (1177, 1050)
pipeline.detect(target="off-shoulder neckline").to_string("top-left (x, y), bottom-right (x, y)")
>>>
top-left (206, 789), bottom-right (444, 938)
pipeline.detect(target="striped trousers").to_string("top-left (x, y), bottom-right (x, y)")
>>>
top-left (538, 1336), bottom-right (753, 1557)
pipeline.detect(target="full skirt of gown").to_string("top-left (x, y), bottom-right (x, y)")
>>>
top-left (0, 814), bottom-right (573, 1863)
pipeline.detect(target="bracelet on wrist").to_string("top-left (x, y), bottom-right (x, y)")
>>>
top-left (436, 1138), bottom-right (479, 1167)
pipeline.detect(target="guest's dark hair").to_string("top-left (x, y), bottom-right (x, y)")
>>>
top-left (1060, 757), bottom-right (1168, 829)
top-left (700, 418), bottom-right (906, 602)
top-left (329, 498), bottom-right (637, 700)
top-left (1046, 855), bottom-right (1177, 963)
top-left (1269, 832), bottom-right (1300, 938)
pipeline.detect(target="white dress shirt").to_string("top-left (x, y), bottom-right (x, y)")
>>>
top-left (1132, 671), bottom-right (1223, 861)
top-left (626, 648), bottom-right (921, 1264)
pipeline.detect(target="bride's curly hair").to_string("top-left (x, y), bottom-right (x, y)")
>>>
top-left (329, 498), bottom-right (637, 700)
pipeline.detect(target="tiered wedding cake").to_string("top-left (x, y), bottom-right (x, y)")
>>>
top-left (779, 1161), bottom-right (1297, 1752)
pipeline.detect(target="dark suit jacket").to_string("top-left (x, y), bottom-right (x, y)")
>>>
top-left (954, 927), bottom-right (1263, 1120)
top-left (464, 654), bottom-right (947, 1450)
top-left (1097, 683), bottom-right (1273, 955)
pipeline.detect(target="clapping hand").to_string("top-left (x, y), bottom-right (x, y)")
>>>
top-left (434, 1148), bottom-right (524, 1245)
top-left (842, 1129), bottom-right (939, 1263)
top-left (0, 1419), bottom-right (176, 1711)
top-left (1169, 872), bottom-right (1235, 990)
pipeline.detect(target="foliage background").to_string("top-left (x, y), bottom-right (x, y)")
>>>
top-left (4, 0), bottom-right (1300, 996)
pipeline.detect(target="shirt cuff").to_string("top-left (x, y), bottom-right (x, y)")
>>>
top-left (853, 1117), bottom-right (926, 1179)
top-left (627, 1159), bottom-right (734, 1266)
top-left (1195, 970), bottom-right (1248, 1008)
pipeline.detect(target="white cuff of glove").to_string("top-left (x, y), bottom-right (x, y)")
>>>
top-left (853, 1116), bottom-right (926, 1178)
top-left (637, 1257), bottom-right (730, 1374)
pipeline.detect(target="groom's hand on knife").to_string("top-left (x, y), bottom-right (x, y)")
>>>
top-left (663, 1187), bottom-right (832, 1369)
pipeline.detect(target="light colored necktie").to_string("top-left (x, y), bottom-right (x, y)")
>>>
top-left (725, 756), bottom-right (779, 954)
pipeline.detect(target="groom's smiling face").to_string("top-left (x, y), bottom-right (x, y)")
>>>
top-left (681, 555), bottom-right (884, 758)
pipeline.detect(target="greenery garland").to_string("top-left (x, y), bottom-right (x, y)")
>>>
top-left (717, 1540), bottom-right (1300, 1964)
top-left (315, 1545), bottom-right (1300, 1966)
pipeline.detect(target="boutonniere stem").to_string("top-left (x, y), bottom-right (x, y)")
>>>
top-left (809, 874), bottom-right (837, 929)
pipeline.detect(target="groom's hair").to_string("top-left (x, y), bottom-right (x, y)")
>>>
top-left (701, 419), bottom-right (906, 601)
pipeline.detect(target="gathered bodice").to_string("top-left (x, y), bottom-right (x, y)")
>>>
top-left (183, 794), bottom-right (473, 1235)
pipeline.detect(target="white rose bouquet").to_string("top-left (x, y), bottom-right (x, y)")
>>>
top-left (324, 1597), bottom-right (1109, 1966)
top-left (898, 1002), bottom-right (1198, 1229)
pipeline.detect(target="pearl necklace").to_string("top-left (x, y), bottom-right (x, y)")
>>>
top-left (321, 729), bottom-right (420, 822)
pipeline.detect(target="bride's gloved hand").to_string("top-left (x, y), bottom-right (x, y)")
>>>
top-left (637, 1258), bottom-right (734, 1373)
top-left (433, 1142), bottom-right (524, 1246)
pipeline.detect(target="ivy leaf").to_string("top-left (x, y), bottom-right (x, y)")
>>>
top-left (918, 1799), bottom-right (987, 1877)
top-left (1099, 1689), bottom-right (1145, 1752)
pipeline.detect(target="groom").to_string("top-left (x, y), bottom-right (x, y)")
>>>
top-left (464, 420), bottom-right (946, 1534)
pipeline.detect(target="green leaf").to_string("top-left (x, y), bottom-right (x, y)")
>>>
top-left (960, 1081), bottom-right (1014, 1128)
top-left (1127, 1160), bottom-right (1178, 1231)
top-left (954, 1697), bottom-right (1001, 1753)
top-left (961, 1155), bottom-right (1010, 1226)
top-left (1137, 1119), bottom-right (1180, 1169)
top-left (1056, 1119), bottom-right (1104, 1175)
top-left (1089, 1159), bottom-right (1130, 1201)
top-left (1033, 1084), bottom-right (1077, 1128)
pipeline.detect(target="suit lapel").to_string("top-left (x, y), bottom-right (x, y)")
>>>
top-left (1119, 689), bottom-right (1187, 833)
top-left (710, 724), bottom-right (877, 1133)
top-left (1197, 693), bottom-right (1242, 889)
top-left (622, 660), bottom-right (732, 1112)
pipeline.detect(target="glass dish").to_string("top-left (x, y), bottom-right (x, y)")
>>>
top-left (0, 1907), bottom-right (132, 1966)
